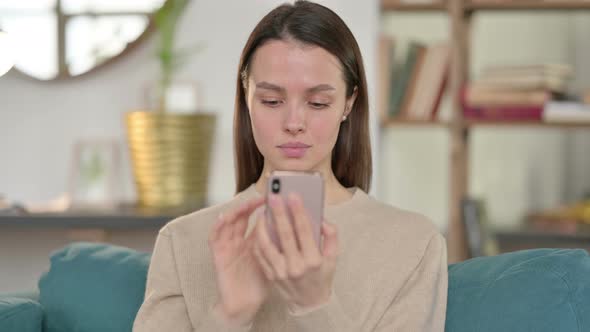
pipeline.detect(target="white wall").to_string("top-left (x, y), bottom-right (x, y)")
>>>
top-left (0, 0), bottom-right (379, 293)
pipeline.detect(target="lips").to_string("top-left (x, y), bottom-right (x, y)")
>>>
top-left (278, 142), bottom-right (310, 158)
top-left (279, 142), bottom-right (310, 148)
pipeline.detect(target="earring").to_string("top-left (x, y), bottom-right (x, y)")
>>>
top-left (342, 115), bottom-right (347, 121)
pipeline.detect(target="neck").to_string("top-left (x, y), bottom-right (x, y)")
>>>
top-left (254, 165), bottom-right (353, 206)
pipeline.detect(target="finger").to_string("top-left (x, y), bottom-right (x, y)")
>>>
top-left (208, 215), bottom-right (226, 246)
top-left (269, 194), bottom-right (301, 259)
top-left (287, 193), bottom-right (321, 262)
top-left (229, 201), bottom-right (261, 242)
top-left (253, 242), bottom-right (275, 281)
top-left (256, 216), bottom-right (287, 280)
top-left (225, 197), bottom-right (266, 227)
top-left (219, 197), bottom-right (265, 243)
top-left (218, 213), bottom-right (233, 243)
top-left (321, 221), bottom-right (339, 260)
top-left (236, 205), bottom-right (264, 240)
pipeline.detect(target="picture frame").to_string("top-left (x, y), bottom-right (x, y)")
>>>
top-left (67, 138), bottom-right (121, 209)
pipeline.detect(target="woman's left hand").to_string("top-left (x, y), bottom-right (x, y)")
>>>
top-left (253, 193), bottom-right (339, 313)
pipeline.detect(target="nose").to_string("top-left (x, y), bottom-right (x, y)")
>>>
top-left (284, 104), bottom-right (306, 134)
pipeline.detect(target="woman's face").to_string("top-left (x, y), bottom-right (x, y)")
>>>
top-left (246, 39), bottom-right (356, 176)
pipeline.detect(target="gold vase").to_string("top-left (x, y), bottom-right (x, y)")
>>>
top-left (125, 111), bottom-right (216, 209)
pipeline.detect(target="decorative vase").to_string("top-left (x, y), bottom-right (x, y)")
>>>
top-left (125, 111), bottom-right (216, 209)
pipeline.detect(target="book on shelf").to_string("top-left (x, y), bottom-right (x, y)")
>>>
top-left (475, 73), bottom-right (568, 93)
top-left (389, 41), bottom-right (426, 119)
top-left (543, 101), bottom-right (590, 123)
top-left (461, 86), bottom-right (544, 121)
top-left (398, 45), bottom-right (427, 118)
top-left (476, 63), bottom-right (572, 93)
top-left (461, 63), bottom-right (578, 121)
top-left (526, 216), bottom-right (579, 234)
top-left (385, 41), bottom-right (449, 122)
top-left (527, 199), bottom-right (590, 232)
top-left (404, 43), bottom-right (450, 120)
top-left (461, 197), bottom-right (499, 258)
top-left (463, 105), bottom-right (544, 121)
top-left (464, 85), bottom-right (551, 107)
top-left (378, 35), bottom-right (395, 124)
top-left (481, 63), bottom-right (573, 79)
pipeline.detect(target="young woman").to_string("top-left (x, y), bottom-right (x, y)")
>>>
top-left (133, 1), bottom-right (447, 331)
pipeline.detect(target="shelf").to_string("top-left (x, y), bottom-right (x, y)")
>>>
top-left (0, 203), bottom-right (198, 229)
top-left (381, 0), bottom-right (446, 11)
top-left (379, 0), bottom-right (590, 262)
top-left (381, 0), bottom-right (590, 12)
top-left (382, 118), bottom-right (590, 128)
top-left (465, 120), bottom-right (590, 128)
top-left (466, 0), bottom-right (590, 11)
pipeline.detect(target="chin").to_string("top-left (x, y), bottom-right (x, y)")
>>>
top-left (274, 159), bottom-right (317, 172)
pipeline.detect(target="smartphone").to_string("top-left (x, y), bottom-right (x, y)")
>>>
top-left (265, 171), bottom-right (324, 251)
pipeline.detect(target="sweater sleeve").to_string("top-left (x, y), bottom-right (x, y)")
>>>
top-left (287, 288), bottom-right (361, 331)
top-left (375, 233), bottom-right (448, 331)
top-left (287, 233), bottom-right (447, 332)
top-left (132, 228), bottom-right (252, 332)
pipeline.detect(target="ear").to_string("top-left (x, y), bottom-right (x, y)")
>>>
top-left (344, 86), bottom-right (358, 117)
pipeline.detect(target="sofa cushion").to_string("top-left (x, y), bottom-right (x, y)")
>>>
top-left (0, 297), bottom-right (43, 332)
top-left (446, 248), bottom-right (590, 332)
top-left (0, 290), bottom-right (40, 301)
top-left (38, 242), bottom-right (150, 332)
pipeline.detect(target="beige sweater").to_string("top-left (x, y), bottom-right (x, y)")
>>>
top-left (133, 185), bottom-right (448, 332)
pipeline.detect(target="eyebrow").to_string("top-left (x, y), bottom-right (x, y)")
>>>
top-left (255, 81), bottom-right (336, 93)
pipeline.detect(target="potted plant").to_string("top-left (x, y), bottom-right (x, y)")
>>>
top-left (125, 0), bottom-right (216, 209)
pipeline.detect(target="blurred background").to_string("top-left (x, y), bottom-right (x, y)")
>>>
top-left (1, 0), bottom-right (589, 294)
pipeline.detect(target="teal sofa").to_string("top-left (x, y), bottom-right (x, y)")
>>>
top-left (1, 242), bottom-right (589, 332)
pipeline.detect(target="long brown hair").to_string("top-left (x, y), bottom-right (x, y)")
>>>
top-left (234, 0), bottom-right (372, 194)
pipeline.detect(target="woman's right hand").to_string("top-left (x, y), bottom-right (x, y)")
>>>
top-left (208, 197), bottom-right (269, 327)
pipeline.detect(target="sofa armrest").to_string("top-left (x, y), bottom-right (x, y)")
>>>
top-left (447, 248), bottom-right (590, 332)
top-left (0, 297), bottom-right (43, 332)
top-left (0, 290), bottom-right (40, 301)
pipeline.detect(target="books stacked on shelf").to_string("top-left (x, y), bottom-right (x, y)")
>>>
top-left (378, 36), bottom-right (450, 124)
top-left (543, 101), bottom-right (590, 123)
top-left (543, 86), bottom-right (590, 123)
top-left (462, 63), bottom-right (572, 122)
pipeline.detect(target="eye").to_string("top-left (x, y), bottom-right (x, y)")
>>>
top-left (309, 102), bottom-right (329, 110)
top-left (261, 99), bottom-right (282, 108)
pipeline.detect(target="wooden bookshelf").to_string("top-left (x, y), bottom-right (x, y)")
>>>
top-left (466, 1), bottom-right (590, 11)
top-left (381, 0), bottom-right (590, 263)
top-left (381, 0), bottom-right (590, 11)
top-left (465, 120), bottom-right (590, 128)
top-left (383, 119), bottom-right (590, 128)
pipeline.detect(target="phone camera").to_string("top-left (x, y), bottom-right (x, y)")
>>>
top-left (271, 179), bottom-right (280, 193)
